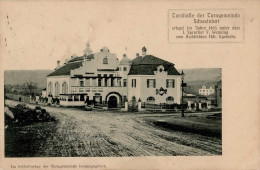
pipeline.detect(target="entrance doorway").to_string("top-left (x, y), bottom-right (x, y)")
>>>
top-left (108, 96), bottom-right (117, 108)
top-left (93, 96), bottom-right (102, 105)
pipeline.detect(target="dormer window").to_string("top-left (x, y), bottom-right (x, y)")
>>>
top-left (157, 65), bottom-right (164, 72)
top-left (103, 58), bottom-right (108, 64)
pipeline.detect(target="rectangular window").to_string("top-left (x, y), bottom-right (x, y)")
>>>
top-left (123, 79), bottom-right (127, 87)
top-left (92, 78), bottom-right (97, 86)
top-left (109, 74), bottom-right (113, 77)
top-left (74, 95), bottom-right (79, 101)
top-left (166, 79), bottom-right (175, 88)
top-left (86, 78), bottom-right (90, 86)
top-left (131, 79), bottom-right (136, 88)
top-left (123, 67), bottom-right (127, 71)
top-left (118, 78), bottom-right (121, 87)
top-left (98, 78), bottom-right (102, 87)
top-left (80, 80), bottom-right (84, 87)
top-left (104, 78), bottom-right (108, 87)
top-left (97, 74), bottom-right (101, 77)
top-left (104, 74), bottom-right (107, 77)
top-left (147, 79), bottom-right (156, 88)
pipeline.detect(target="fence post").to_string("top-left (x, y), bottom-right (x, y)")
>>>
top-left (198, 102), bottom-right (202, 110)
top-left (124, 98), bottom-right (128, 111)
top-left (138, 98), bottom-right (142, 112)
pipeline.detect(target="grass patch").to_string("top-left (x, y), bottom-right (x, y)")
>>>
top-left (5, 121), bottom-right (59, 157)
top-left (145, 113), bottom-right (222, 138)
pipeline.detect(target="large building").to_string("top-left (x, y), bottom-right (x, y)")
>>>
top-left (199, 86), bottom-right (215, 96)
top-left (46, 44), bottom-right (181, 108)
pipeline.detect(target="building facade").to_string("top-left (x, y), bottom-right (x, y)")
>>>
top-left (46, 44), bottom-right (181, 108)
top-left (199, 85), bottom-right (215, 96)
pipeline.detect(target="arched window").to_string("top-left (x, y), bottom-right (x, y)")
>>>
top-left (157, 65), bottom-right (164, 72)
top-left (62, 82), bottom-right (68, 94)
top-left (147, 96), bottom-right (155, 104)
top-left (48, 82), bottom-right (52, 96)
top-left (54, 82), bottom-right (60, 97)
top-left (103, 58), bottom-right (108, 64)
top-left (166, 96), bottom-right (174, 104)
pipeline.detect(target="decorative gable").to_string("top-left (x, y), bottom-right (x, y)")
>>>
top-left (154, 65), bottom-right (168, 76)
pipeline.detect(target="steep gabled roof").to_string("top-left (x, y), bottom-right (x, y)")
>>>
top-left (68, 54), bottom-right (94, 63)
top-left (47, 61), bottom-right (83, 77)
top-left (47, 54), bottom-right (95, 77)
top-left (128, 55), bottom-right (180, 75)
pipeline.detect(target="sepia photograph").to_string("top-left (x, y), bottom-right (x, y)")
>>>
top-left (0, 0), bottom-right (259, 169)
top-left (4, 45), bottom-right (222, 157)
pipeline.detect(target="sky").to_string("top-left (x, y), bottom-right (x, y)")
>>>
top-left (0, 1), bottom-right (239, 70)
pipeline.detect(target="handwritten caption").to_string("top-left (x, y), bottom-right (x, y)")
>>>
top-left (168, 9), bottom-right (243, 43)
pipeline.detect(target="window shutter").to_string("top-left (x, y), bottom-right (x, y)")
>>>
top-left (172, 79), bottom-right (175, 88)
top-left (147, 79), bottom-right (149, 88)
top-left (166, 80), bottom-right (169, 88)
top-left (153, 80), bottom-right (156, 88)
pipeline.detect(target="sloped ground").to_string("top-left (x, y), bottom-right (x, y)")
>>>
top-left (5, 100), bottom-right (222, 157)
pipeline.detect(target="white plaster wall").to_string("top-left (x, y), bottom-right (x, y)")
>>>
top-left (60, 100), bottom-right (85, 106)
top-left (46, 76), bottom-right (70, 96)
top-left (95, 51), bottom-right (119, 70)
top-left (127, 74), bottom-right (181, 104)
top-left (71, 50), bottom-right (119, 77)
top-left (71, 59), bottom-right (97, 76)
top-left (127, 76), bottom-right (142, 101)
top-left (119, 63), bottom-right (131, 88)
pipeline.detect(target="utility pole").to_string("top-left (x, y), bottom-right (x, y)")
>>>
top-left (181, 71), bottom-right (186, 117)
top-left (215, 84), bottom-right (218, 107)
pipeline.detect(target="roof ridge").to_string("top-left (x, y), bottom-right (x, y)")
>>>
top-left (132, 55), bottom-right (174, 65)
top-left (47, 61), bottom-right (83, 77)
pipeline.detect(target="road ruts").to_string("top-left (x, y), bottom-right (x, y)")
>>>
top-left (6, 100), bottom-right (222, 156)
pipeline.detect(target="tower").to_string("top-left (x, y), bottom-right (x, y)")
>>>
top-left (142, 46), bottom-right (147, 56)
top-left (83, 42), bottom-right (92, 56)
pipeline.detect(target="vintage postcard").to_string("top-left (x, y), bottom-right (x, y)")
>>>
top-left (0, 0), bottom-right (259, 169)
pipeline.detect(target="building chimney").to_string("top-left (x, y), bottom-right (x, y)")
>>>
top-left (57, 60), bottom-right (60, 67)
top-left (142, 46), bottom-right (147, 56)
top-left (55, 60), bottom-right (60, 70)
top-left (136, 53), bottom-right (139, 57)
top-left (123, 54), bottom-right (127, 58)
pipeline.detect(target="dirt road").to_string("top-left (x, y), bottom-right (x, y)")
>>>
top-left (5, 100), bottom-right (222, 156)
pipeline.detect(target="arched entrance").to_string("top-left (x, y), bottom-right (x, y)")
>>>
top-left (105, 92), bottom-right (122, 108)
top-left (108, 96), bottom-right (118, 108)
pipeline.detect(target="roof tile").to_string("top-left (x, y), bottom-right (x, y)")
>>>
top-left (47, 62), bottom-right (83, 77)
top-left (129, 55), bottom-right (180, 75)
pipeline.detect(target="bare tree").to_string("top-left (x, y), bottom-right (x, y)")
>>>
top-left (22, 81), bottom-right (39, 96)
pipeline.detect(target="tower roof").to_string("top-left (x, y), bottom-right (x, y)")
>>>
top-left (119, 54), bottom-right (132, 65)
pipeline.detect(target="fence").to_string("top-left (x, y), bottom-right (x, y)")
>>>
top-left (5, 93), bottom-right (31, 103)
top-left (141, 102), bottom-right (188, 110)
